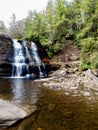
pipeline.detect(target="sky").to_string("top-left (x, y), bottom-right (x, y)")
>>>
top-left (0, 0), bottom-right (72, 27)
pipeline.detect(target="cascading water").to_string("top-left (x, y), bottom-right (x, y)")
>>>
top-left (12, 40), bottom-right (46, 78)
top-left (12, 40), bottom-right (29, 77)
top-left (31, 41), bottom-right (46, 77)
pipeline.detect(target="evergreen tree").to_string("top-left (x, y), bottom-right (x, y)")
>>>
top-left (0, 20), bottom-right (7, 33)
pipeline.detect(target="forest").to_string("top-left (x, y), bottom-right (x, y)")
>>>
top-left (0, 0), bottom-right (98, 70)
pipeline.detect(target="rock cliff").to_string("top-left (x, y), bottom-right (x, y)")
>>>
top-left (0, 34), bottom-right (14, 76)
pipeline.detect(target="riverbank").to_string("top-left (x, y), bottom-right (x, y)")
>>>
top-left (1, 40), bottom-right (98, 129)
top-left (37, 40), bottom-right (98, 101)
top-left (36, 61), bottom-right (98, 102)
top-left (3, 67), bottom-right (98, 130)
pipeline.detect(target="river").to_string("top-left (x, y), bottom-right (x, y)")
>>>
top-left (0, 78), bottom-right (98, 130)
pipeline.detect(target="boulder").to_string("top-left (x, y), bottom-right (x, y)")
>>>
top-left (0, 99), bottom-right (27, 127)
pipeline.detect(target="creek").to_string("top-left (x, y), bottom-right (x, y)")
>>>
top-left (0, 78), bottom-right (98, 130)
top-left (0, 37), bottom-right (98, 130)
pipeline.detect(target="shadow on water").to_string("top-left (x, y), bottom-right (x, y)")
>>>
top-left (1, 83), bottom-right (98, 130)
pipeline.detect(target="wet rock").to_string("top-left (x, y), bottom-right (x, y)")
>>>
top-left (45, 64), bottom-right (61, 74)
top-left (0, 34), bottom-right (13, 63)
top-left (0, 34), bottom-right (14, 76)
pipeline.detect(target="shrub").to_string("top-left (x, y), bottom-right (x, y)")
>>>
top-left (80, 37), bottom-right (98, 70)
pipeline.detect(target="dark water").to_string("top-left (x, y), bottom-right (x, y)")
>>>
top-left (0, 78), bottom-right (98, 130)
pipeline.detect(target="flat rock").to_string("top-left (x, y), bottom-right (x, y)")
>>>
top-left (0, 99), bottom-right (27, 127)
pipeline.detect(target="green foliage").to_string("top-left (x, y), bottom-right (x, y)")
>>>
top-left (81, 37), bottom-right (95, 52)
top-left (6, 0), bottom-right (98, 69)
top-left (77, 23), bottom-right (92, 40)
top-left (80, 63), bottom-right (91, 71)
top-left (90, 52), bottom-right (98, 68)
top-left (23, 0), bottom-right (67, 57)
top-left (80, 37), bottom-right (98, 70)
top-left (46, 49), bottom-right (54, 58)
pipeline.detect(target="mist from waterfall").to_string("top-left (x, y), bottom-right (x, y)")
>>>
top-left (12, 40), bottom-right (46, 78)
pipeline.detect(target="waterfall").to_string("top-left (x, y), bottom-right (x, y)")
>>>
top-left (31, 42), bottom-right (46, 77)
top-left (12, 40), bottom-right (29, 78)
top-left (23, 41), bottom-right (32, 62)
top-left (12, 40), bottom-right (46, 78)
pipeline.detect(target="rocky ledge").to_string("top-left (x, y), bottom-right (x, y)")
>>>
top-left (0, 34), bottom-right (14, 76)
top-left (0, 34), bottom-right (14, 63)
top-left (35, 61), bottom-right (98, 100)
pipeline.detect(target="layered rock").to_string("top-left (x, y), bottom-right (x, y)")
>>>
top-left (0, 34), bottom-right (14, 76)
top-left (0, 34), bottom-right (52, 77)
top-left (0, 34), bottom-right (47, 77)
top-left (0, 34), bottom-right (13, 62)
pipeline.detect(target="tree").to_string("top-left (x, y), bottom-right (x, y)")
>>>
top-left (78, 0), bottom-right (98, 69)
top-left (45, 0), bottom-right (55, 35)
top-left (23, 10), bottom-right (34, 39)
top-left (9, 14), bottom-right (26, 38)
top-left (9, 13), bottom-right (16, 28)
top-left (0, 20), bottom-right (7, 33)
top-left (24, 10), bottom-right (48, 43)
top-left (54, 0), bottom-right (66, 25)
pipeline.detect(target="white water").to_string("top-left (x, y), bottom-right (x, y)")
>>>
top-left (31, 41), bottom-right (46, 77)
top-left (23, 41), bottom-right (32, 62)
top-left (31, 41), bottom-right (41, 65)
top-left (12, 40), bottom-right (46, 78)
top-left (12, 40), bottom-right (29, 77)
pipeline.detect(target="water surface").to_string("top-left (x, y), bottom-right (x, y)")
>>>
top-left (0, 78), bottom-right (98, 130)
top-left (0, 78), bottom-right (41, 105)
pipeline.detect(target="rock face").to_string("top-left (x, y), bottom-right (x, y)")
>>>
top-left (0, 99), bottom-right (37, 127)
top-left (0, 34), bottom-right (13, 62)
top-left (0, 99), bottom-right (27, 127)
top-left (0, 34), bottom-right (14, 76)
top-left (0, 34), bottom-right (51, 77)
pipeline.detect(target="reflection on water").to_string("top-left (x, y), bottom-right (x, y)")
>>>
top-left (0, 78), bottom-right (41, 104)
top-left (12, 79), bottom-right (25, 102)
top-left (1, 79), bottom-right (98, 130)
